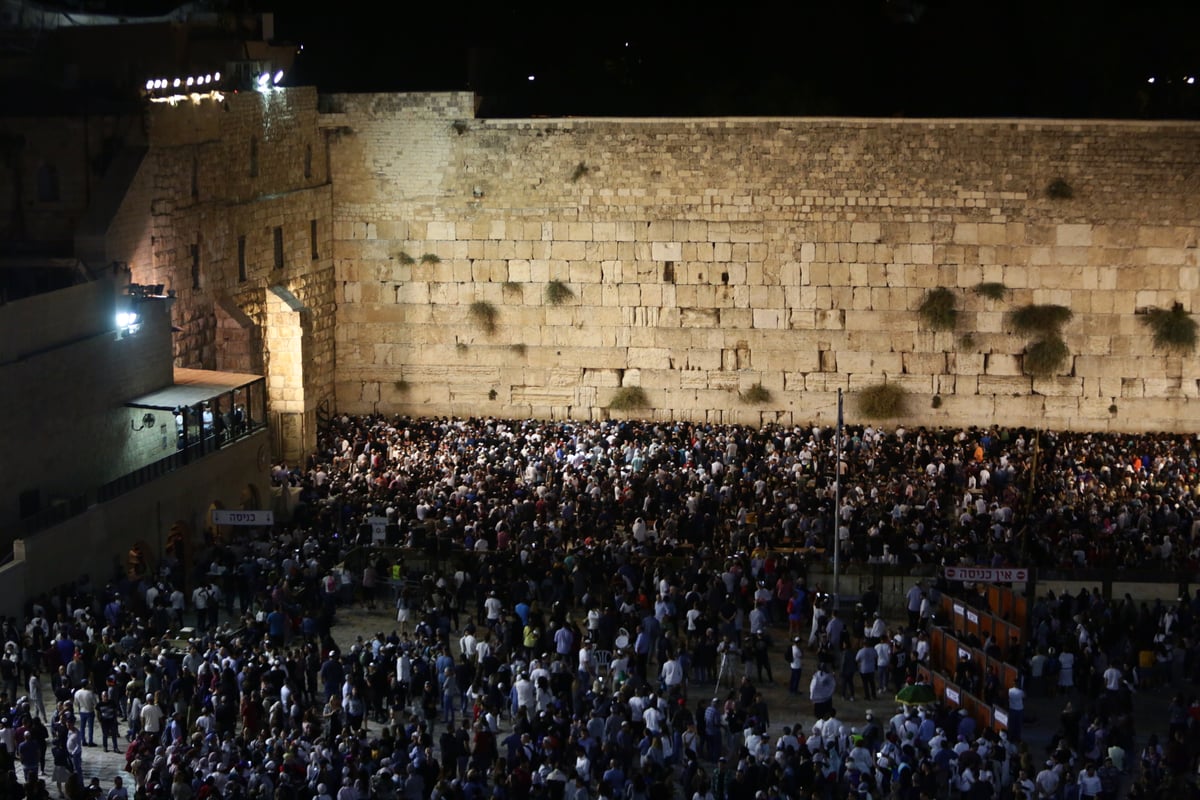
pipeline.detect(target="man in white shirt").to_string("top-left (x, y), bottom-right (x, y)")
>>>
top-left (459, 630), bottom-right (478, 662)
top-left (484, 592), bottom-right (503, 631)
top-left (788, 638), bottom-right (805, 695)
top-left (1007, 681), bottom-right (1025, 742)
top-left (74, 680), bottom-right (98, 746)
top-left (1077, 763), bottom-right (1102, 799)
top-left (139, 694), bottom-right (164, 739)
top-left (660, 655), bottom-right (683, 693)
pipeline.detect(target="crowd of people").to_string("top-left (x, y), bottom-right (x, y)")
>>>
top-left (0, 414), bottom-right (1196, 800)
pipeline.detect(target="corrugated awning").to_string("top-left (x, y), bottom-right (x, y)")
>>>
top-left (125, 367), bottom-right (263, 411)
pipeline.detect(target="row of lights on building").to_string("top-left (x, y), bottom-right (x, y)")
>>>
top-left (256, 71), bottom-right (286, 89)
top-left (145, 73), bottom-right (221, 91)
top-left (1147, 77), bottom-right (1196, 85)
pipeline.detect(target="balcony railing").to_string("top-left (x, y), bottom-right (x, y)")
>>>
top-left (15, 421), bottom-right (265, 537)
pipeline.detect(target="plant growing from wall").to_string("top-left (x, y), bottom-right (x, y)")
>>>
top-left (420, 253), bottom-right (441, 264)
top-left (469, 300), bottom-right (498, 335)
top-left (488, 389), bottom-right (498, 400)
top-left (570, 162), bottom-right (590, 182)
top-left (739, 383), bottom-right (772, 405)
top-left (451, 120), bottom-right (468, 135)
top-left (958, 334), bottom-right (976, 350)
top-left (393, 379), bottom-right (410, 393)
top-left (1008, 303), bottom-right (1073, 377)
top-left (395, 251), bottom-right (415, 265)
top-left (918, 287), bottom-right (958, 331)
top-left (1008, 304), bottom-right (1073, 337)
top-left (502, 280), bottom-right (521, 292)
top-left (857, 383), bottom-right (907, 419)
top-left (509, 343), bottom-right (527, 355)
top-left (456, 342), bottom-right (468, 354)
top-left (1046, 178), bottom-right (1074, 199)
top-left (608, 386), bottom-right (649, 411)
top-left (973, 282), bottom-right (1009, 301)
top-left (1139, 303), bottom-right (1197, 355)
top-left (545, 279), bottom-right (574, 305)
top-left (931, 395), bottom-right (943, 409)
top-left (1108, 403), bottom-right (1118, 414)
top-left (1022, 336), bottom-right (1070, 376)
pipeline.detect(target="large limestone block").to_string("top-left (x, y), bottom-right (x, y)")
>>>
top-left (902, 352), bottom-right (948, 375)
top-left (753, 309), bottom-right (785, 329)
top-left (845, 310), bottom-right (915, 332)
top-left (978, 375), bottom-right (1033, 395)
top-left (1056, 224), bottom-right (1092, 247)
top-left (953, 224), bottom-right (978, 245)
top-left (628, 347), bottom-right (672, 369)
top-left (551, 241), bottom-right (586, 260)
top-left (851, 222), bottom-right (880, 243)
top-left (984, 354), bottom-right (1022, 376)
top-left (652, 241), bottom-right (683, 261)
top-left (1032, 376), bottom-right (1084, 397)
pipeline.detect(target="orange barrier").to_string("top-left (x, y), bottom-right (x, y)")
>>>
top-left (929, 627), bottom-right (1020, 697)
top-left (914, 666), bottom-right (993, 734)
top-left (941, 595), bottom-right (1024, 651)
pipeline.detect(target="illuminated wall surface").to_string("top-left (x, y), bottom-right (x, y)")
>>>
top-left (12, 88), bottom-right (1199, 455)
top-left (325, 93), bottom-right (1200, 430)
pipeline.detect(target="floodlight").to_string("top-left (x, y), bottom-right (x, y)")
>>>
top-left (273, 70), bottom-right (284, 85)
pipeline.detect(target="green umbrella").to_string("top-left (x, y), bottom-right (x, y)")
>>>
top-left (895, 682), bottom-right (937, 706)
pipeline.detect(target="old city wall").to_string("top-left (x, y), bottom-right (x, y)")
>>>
top-left (134, 87), bottom-right (335, 459)
top-left (326, 93), bottom-right (1200, 431)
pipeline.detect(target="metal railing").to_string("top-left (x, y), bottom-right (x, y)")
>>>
top-left (14, 422), bottom-right (267, 536)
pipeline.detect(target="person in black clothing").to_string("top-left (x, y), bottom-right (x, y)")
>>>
top-left (96, 689), bottom-right (120, 752)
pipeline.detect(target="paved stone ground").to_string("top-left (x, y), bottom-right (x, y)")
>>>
top-left (45, 604), bottom-right (1180, 797)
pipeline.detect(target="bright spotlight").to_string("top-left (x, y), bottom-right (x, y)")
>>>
top-left (186, 77), bottom-right (194, 87)
top-left (273, 70), bottom-right (284, 85)
top-left (213, 72), bottom-right (221, 81)
top-left (173, 78), bottom-right (182, 87)
top-left (257, 72), bottom-right (270, 86)
top-left (116, 311), bottom-right (139, 329)
top-left (1189, 77), bottom-right (1196, 85)
top-left (528, 75), bottom-right (535, 81)
top-left (145, 80), bottom-right (154, 91)
top-left (204, 74), bottom-right (212, 84)
top-left (1148, 77), bottom-right (1156, 84)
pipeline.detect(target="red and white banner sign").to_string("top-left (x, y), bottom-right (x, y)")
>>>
top-left (944, 566), bottom-right (1028, 583)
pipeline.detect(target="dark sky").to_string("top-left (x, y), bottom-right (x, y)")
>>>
top-left (275, 0), bottom-right (1199, 119)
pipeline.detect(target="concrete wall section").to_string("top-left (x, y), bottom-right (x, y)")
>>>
top-left (327, 102), bottom-right (1200, 430)
top-left (0, 432), bottom-right (269, 616)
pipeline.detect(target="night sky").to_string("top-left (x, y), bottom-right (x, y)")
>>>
top-left (273, 0), bottom-right (1200, 119)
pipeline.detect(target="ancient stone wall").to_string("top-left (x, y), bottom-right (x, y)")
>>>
top-left (327, 94), bottom-right (1200, 431)
top-left (129, 87), bottom-right (335, 456)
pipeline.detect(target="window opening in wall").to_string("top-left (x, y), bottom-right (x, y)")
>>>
top-left (273, 226), bottom-right (284, 270)
top-left (36, 163), bottom-right (59, 202)
top-left (237, 235), bottom-right (247, 282)
top-left (249, 136), bottom-right (259, 178)
top-left (310, 219), bottom-right (319, 260)
top-left (191, 243), bottom-right (201, 289)
top-left (304, 144), bottom-right (313, 179)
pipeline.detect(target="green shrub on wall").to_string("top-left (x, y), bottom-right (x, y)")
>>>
top-left (545, 280), bottom-right (574, 305)
top-left (1008, 304), bottom-right (1073, 337)
top-left (739, 383), bottom-right (772, 405)
top-left (857, 383), bottom-right (907, 418)
top-left (1023, 336), bottom-right (1070, 376)
top-left (608, 386), bottom-right (649, 411)
top-left (1140, 303), bottom-right (1197, 355)
top-left (918, 288), bottom-right (958, 331)
top-left (973, 282), bottom-right (1009, 301)
top-left (469, 301), bottom-right (498, 335)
